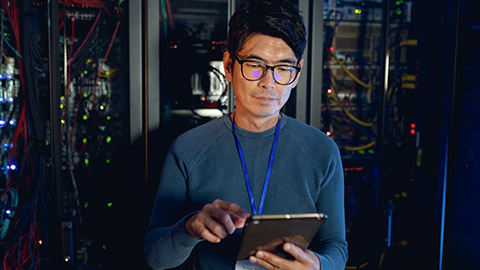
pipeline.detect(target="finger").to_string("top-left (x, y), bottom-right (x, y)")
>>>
top-left (249, 254), bottom-right (278, 270)
top-left (213, 200), bottom-right (250, 221)
top-left (283, 242), bottom-right (306, 262)
top-left (252, 250), bottom-right (294, 270)
top-left (231, 214), bottom-right (249, 229)
top-left (283, 243), bottom-right (319, 269)
top-left (197, 206), bottom-right (232, 238)
top-left (195, 222), bottom-right (223, 244)
top-left (186, 214), bottom-right (222, 243)
top-left (282, 242), bottom-right (309, 263)
top-left (203, 203), bottom-right (237, 234)
top-left (212, 200), bottom-right (250, 231)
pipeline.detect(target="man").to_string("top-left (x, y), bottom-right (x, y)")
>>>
top-left (143, 0), bottom-right (348, 269)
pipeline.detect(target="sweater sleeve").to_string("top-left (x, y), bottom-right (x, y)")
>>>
top-left (143, 141), bottom-right (202, 269)
top-left (311, 140), bottom-right (348, 270)
top-left (143, 214), bottom-right (203, 269)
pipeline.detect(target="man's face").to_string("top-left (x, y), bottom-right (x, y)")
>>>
top-left (223, 34), bottom-right (303, 121)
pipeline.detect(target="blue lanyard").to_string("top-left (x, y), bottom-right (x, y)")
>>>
top-left (232, 114), bottom-right (281, 216)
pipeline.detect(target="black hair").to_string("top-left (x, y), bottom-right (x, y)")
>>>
top-left (227, 0), bottom-right (307, 62)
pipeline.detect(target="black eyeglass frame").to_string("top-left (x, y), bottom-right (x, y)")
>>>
top-left (233, 55), bottom-right (302, 85)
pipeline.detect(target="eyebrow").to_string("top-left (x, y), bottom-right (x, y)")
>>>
top-left (243, 54), bottom-right (297, 65)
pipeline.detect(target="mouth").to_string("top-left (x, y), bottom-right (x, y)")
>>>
top-left (254, 96), bottom-right (278, 105)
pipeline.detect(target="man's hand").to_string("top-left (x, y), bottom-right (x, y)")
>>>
top-left (186, 199), bottom-right (250, 243)
top-left (249, 242), bottom-right (321, 270)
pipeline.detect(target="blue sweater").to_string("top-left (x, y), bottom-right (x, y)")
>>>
top-left (144, 113), bottom-right (348, 269)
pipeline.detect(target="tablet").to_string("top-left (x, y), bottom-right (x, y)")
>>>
top-left (236, 213), bottom-right (327, 260)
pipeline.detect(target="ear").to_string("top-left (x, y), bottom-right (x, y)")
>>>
top-left (291, 58), bottom-right (304, 88)
top-left (223, 51), bottom-right (234, 83)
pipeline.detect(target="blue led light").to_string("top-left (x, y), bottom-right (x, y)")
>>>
top-left (0, 120), bottom-right (6, 128)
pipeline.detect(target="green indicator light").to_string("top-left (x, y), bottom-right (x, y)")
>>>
top-left (106, 116), bottom-right (112, 120)
top-left (84, 158), bottom-right (89, 165)
top-left (368, 149), bottom-right (375, 154)
top-left (175, 101), bottom-right (179, 105)
top-left (102, 244), bottom-right (107, 250)
top-left (106, 136), bottom-right (112, 144)
top-left (106, 159), bottom-right (111, 164)
top-left (82, 138), bottom-right (87, 144)
top-left (83, 70), bottom-right (88, 75)
top-left (107, 93), bottom-right (111, 98)
top-left (107, 202), bottom-right (113, 207)
top-left (358, 149), bottom-right (366, 155)
top-left (61, 119), bottom-right (65, 124)
top-left (355, 9), bottom-right (362, 14)
top-left (60, 96), bottom-right (65, 100)
top-left (84, 201), bottom-right (89, 208)
top-left (83, 93), bottom-right (88, 98)
top-left (105, 71), bottom-right (110, 76)
top-left (60, 104), bottom-right (64, 109)
top-left (396, 10), bottom-right (402, 15)
top-left (83, 115), bottom-right (88, 120)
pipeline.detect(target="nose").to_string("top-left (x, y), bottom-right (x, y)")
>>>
top-left (258, 68), bottom-right (276, 89)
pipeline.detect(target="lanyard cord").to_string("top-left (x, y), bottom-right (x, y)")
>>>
top-left (232, 114), bottom-right (281, 215)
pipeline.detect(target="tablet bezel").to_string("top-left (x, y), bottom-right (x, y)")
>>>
top-left (236, 213), bottom-right (327, 260)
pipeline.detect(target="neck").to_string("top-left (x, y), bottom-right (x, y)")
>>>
top-left (231, 111), bottom-right (280, 132)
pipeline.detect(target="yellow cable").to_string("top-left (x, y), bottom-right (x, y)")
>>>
top-left (332, 97), bottom-right (374, 127)
top-left (329, 51), bottom-right (372, 89)
top-left (327, 84), bottom-right (375, 151)
top-left (399, 39), bottom-right (418, 46)
top-left (379, 251), bottom-right (386, 269)
top-left (387, 86), bottom-right (393, 102)
top-left (344, 141), bottom-right (376, 151)
top-left (99, 67), bottom-right (118, 78)
top-left (346, 261), bottom-right (370, 269)
top-left (359, 262), bottom-right (369, 268)
top-left (2, 53), bottom-right (19, 73)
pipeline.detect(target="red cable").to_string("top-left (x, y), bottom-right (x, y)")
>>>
top-left (165, 0), bottom-right (174, 29)
top-left (67, 15), bottom-right (76, 97)
top-left (92, 19), bottom-right (121, 109)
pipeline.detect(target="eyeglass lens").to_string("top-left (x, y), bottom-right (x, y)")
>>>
top-left (243, 62), bottom-right (295, 85)
top-left (251, 69), bottom-right (283, 82)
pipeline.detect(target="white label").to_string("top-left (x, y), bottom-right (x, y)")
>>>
top-left (235, 260), bottom-right (266, 270)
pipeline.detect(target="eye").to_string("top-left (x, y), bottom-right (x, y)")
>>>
top-left (276, 66), bottom-right (294, 72)
top-left (245, 62), bottom-right (262, 69)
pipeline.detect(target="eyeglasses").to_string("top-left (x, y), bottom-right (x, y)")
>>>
top-left (233, 55), bottom-right (301, 85)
